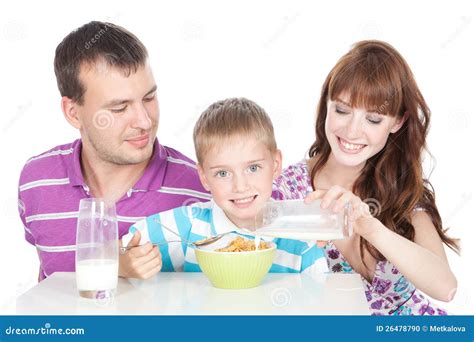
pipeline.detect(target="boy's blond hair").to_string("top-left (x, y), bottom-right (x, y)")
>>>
top-left (193, 98), bottom-right (277, 164)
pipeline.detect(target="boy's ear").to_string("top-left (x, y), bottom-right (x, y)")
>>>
top-left (61, 96), bottom-right (81, 129)
top-left (197, 163), bottom-right (211, 192)
top-left (390, 111), bottom-right (408, 134)
top-left (272, 149), bottom-right (282, 180)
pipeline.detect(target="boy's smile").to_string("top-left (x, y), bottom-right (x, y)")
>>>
top-left (230, 194), bottom-right (259, 209)
top-left (197, 135), bottom-right (281, 229)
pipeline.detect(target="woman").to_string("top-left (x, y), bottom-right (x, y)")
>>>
top-left (272, 40), bottom-right (460, 315)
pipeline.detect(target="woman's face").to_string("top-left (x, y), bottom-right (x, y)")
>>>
top-left (325, 93), bottom-right (405, 168)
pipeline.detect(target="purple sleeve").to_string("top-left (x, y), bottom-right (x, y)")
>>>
top-left (18, 166), bottom-right (35, 245)
top-left (271, 162), bottom-right (311, 201)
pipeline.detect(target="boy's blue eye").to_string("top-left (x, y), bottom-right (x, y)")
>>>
top-left (248, 164), bottom-right (261, 173)
top-left (215, 170), bottom-right (229, 178)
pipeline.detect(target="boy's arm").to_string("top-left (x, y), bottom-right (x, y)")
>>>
top-left (119, 229), bottom-right (162, 280)
top-left (119, 214), bottom-right (163, 279)
top-left (120, 207), bottom-right (194, 277)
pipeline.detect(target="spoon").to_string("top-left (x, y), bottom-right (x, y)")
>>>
top-left (120, 218), bottom-right (233, 253)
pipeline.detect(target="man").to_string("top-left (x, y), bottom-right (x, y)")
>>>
top-left (18, 21), bottom-right (210, 281)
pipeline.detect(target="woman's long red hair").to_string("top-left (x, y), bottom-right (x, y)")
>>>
top-left (309, 40), bottom-right (460, 263)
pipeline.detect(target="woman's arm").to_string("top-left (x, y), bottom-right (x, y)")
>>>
top-left (305, 185), bottom-right (458, 302)
top-left (361, 213), bottom-right (457, 302)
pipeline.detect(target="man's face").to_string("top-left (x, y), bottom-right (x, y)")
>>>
top-left (75, 60), bottom-right (159, 165)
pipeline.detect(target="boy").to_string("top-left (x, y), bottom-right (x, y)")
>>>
top-left (122, 98), bottom-right (327, 275)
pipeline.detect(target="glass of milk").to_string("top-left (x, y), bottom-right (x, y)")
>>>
top-left (254, 199), bottom-right (352, 241)
top-left (75, 198), bottom-right (118, 299)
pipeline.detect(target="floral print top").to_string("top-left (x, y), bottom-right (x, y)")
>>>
top-left (272, 161), bottom-right (447, 315)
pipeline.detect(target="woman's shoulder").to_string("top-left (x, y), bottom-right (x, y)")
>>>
top-left (272, 160), bottom-right (312, 200)
top-left (282, 160), bottom-right (309, 175)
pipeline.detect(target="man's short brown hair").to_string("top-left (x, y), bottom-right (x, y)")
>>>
top-left (54, 21), bottom-right (148, 105)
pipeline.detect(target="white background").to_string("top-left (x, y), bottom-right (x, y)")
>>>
top-left (0, 0), bottom-right (473, 314)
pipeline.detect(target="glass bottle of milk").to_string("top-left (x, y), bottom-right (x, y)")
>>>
top-left (75, 198), bottom-right (118, 299)
top-left (254, 199), bottom-right (353, 241)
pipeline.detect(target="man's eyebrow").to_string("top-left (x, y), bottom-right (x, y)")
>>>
top-left (144, 85), bottom-right (157, 97)
top-left (101, 85), bottom-right (157, 108)
top-left (102, 98), bottom-right (130, 108)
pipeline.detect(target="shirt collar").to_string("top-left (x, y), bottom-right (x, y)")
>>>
top-left (210, 200), bottom-right (256, 236)
top-left (68, 139), bottom-right (85, 187)
top-left (132, 138), bottom-right (167, 191)
top-left (67, 138), bottom-right (167, 191)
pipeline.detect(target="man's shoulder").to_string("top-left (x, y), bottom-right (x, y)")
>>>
top-left (160, 145), bottom-right (208, 192)
top-left (19, 140), bottom-right (79, 186)
top-left (162, 145), bottom-right (198, 170)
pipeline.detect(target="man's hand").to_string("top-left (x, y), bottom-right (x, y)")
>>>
top-left (119, 230), bottom-right (162, 279)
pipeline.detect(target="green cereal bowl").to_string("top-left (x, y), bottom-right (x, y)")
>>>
top-left (195, 242), bottom-right (276, 289)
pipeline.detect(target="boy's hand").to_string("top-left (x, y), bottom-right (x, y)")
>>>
top-left (118, 230), bottom-right (163, 279)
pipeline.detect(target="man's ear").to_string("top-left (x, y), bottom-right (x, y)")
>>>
top-left (272, 149), bottom-right (282, 180)
top-left (197, 163), bottom-right (211, 192)
top-left (390, 111), bottom-right (408, 134)
top-left (61, 96), bottom-right (81, 129)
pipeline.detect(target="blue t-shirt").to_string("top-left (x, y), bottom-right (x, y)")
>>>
top-left (123, 200), bottom-right (327, 275)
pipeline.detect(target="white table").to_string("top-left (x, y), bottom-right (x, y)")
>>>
top-left (16, 272), bottom-right (370, 315)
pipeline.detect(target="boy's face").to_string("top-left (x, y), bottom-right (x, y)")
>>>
top-left (197, 135), bottom-right (282, 229)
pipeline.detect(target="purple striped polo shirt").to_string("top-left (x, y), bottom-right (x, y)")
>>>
top-left (18, 138), bottom-right (211, 280)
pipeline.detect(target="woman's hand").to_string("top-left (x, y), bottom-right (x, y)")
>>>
top-left (304, 186), bottom-right (379, 238)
